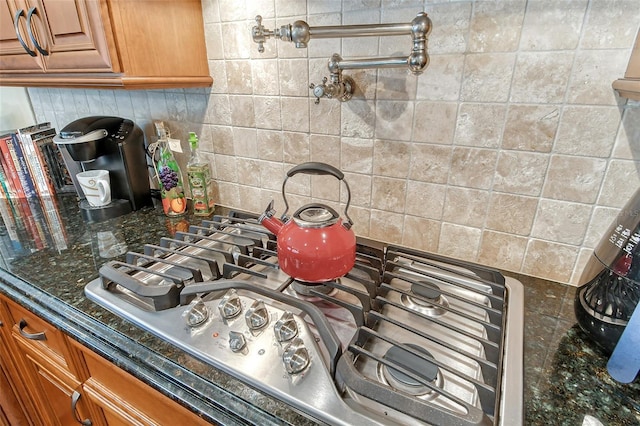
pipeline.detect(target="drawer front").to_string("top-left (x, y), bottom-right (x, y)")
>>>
top-left (83, 378), bottom-right (155, 426)
top-left (5, 300), bottom-right (69, 370)
top-left (82, 349), bottom-right (209, 425)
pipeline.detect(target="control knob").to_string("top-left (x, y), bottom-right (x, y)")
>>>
top-left (228, 331), bottom-right (247, 352)
top-left (282, 337), bottom-right (310, 374)
top-left (245, 300), bottom-right (269, 330)
top-left (218, 289), bottom-right (242, 319)
top-left (185, 299), bottom-right (209, 327)
top-left (274, 312), bottom-right (298, 342)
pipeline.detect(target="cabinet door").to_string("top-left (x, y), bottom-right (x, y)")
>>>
top-left (0, 339), bottom-right (30, 426)
top-left (17, 349), bottom-right (96, 426)
top-left (0, 299), bottom-right (36, 426)
top-left (81, 347), bottom-right (210, 426)
top-left (0, 355), bottom-right (30, 426)
top-left (0, 0), bottom-right (44, 71)
top-left (26, 0), bottom-right (115, 72)
top-left (3, 296), bottom-right (100, 426)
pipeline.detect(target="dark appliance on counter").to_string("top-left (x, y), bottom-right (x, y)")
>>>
top-left (85, 209), bottom-right (524, 425)
top-left (575, 188), bottom-right (640, 380)
top-left (53, 116), bottom-right (152, 222)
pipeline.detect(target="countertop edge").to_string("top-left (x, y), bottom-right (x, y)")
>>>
top-left (0, 268), bottom-right (289, 426)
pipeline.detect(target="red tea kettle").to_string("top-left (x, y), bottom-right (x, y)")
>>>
top-left (259, 162), bottom-right (356, 283)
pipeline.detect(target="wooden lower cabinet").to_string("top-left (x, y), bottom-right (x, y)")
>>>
top-left (0, 347), bottom-right (30, 426)
top-left (1, 295), bottom-right (100, 426)
top-left (0, 293), bottom-right (210, 426)
top-left (0, 299), bottom-right (37, 426)
top-left (13, 348), bottom-right (96, 426)
top-left (78, 347), bottom-right (210, 426)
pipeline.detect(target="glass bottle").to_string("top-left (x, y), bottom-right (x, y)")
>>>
top-left (186, 132), bottom-right (214, 216)
top-left (156, 136), bottom-right (187, 217)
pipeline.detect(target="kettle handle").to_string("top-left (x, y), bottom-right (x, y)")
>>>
top-left (286, 162), bottom-right (345, 179)
top-left (282, 162), bottom-right (353, 229)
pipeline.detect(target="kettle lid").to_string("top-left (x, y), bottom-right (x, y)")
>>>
top-left (292, 204), bottom-right (339, 228)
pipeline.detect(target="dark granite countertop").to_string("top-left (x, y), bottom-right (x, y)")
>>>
top-left (0, 194), bottom-right (638, 425)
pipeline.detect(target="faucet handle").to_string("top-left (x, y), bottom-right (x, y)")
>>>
top-left (309, 77), bottom-right (329, 104)
top-left (252, 15), bottom-right (270, 53)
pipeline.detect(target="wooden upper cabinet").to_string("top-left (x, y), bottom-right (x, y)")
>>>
top-left (0, 0), bottom-right (212, 89)
top-left (613, 29), bottom-right (640, 101)
top-left (1, 0), bottom-right (116, 73)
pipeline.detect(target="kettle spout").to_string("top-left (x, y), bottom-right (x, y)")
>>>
top-left (258, 200), bottom-right (283, 235)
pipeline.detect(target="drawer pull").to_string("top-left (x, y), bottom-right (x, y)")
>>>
top-left (71, 391), bottom-right (92, 426)
top-left (18, 319), bottom-right (46, 341)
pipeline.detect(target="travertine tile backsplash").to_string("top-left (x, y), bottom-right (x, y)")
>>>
top-left (27, 0), bottom-right (640, 285)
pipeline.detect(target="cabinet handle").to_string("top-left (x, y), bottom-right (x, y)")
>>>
top-left (26, 7), bottom-right (49, 56)
top-left (13, 9), bottom-right (37, 57)
top-left (71, 391), bottom-right (92, 426)
top-left (18, 319), bottom-right (46, 341)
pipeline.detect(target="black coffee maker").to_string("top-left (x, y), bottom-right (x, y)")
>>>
top-left (53, 116), bottom-right (152, 222)
top-left (575, 188), bottom-right (640, 354)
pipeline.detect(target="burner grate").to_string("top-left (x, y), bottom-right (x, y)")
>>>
top-left (99, 260), bottom-right (186, 310)
top-left (335, 245), bottom-right (508, 425)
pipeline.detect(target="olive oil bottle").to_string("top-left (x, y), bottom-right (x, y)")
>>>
top-left (186, 132), bottom-right (214, 216)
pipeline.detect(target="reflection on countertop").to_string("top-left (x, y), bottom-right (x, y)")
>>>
top-left (516, 274), bottom-right (640, 425)
top-left (0, 193), bottom-right (638, 425)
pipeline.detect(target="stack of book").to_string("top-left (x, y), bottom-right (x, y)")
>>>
top-left (0, 123), bottom-right (73, 257)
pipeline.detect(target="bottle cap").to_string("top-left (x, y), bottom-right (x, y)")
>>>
top-left (188, 132), bottom-right (198, 148)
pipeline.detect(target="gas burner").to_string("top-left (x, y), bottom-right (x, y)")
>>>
top-left (291, 280), bottom-right (338, 297)
top-left (377, 344), bottom-right (442, 399)
top-left (400, 280), bottom-right (449, 316)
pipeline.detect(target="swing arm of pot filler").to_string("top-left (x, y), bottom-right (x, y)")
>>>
top-left (251, 12), bottom-right (432, 103)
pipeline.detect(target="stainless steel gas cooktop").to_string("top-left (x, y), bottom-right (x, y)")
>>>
top-left (85, 210), bottom-right (523, 425)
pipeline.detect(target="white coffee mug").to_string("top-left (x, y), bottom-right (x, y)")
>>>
top-left (77, 170), bottom-right (111, 207)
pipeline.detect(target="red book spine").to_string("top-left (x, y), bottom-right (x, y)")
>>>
top-left (0, 154), bottom-right (14, 199)
top-left (0, 134), bottom-right (45, 249)
top-left (0, 135), bottom-right (25, 198)
top-left (15, 197), bottom-right (45, 250)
